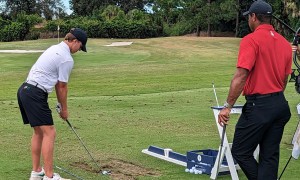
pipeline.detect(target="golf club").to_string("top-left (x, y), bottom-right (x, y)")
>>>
top-left (55, 165), bottom-right (85, 180)
top-left (212, 82), bottom-right (220, 107)
top-left (272, 15), bottom-right (296, 34)
top-left (56, 103), bottom-right (111, 175)
top-left (278, 156), bottom-right (292, 180)
top-left (278, 105), bottom-right (300, 179)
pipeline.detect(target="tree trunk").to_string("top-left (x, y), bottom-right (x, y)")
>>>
top-left (235, 0), bottom-right (240, 37)
top-left (196, 25), bottom-right (200, 37)
top-left (208, 24), bottom-right (211, 37)
top-left (207, 0), bottom-right (212, 37)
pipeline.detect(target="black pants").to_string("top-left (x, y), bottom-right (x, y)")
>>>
top-left (231, 92), bottom-right (290, 180)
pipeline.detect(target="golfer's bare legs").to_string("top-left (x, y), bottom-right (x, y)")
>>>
top-left (32, 127), bottom-right (43, 172)
top-left (40, 125), bottom-right (56, 178)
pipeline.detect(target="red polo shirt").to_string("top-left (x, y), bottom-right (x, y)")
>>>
top-left (237, 24), bottom-right (292, 95)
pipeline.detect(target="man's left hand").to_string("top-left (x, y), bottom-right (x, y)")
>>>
top-left (218, 108), bottom-right (231, 126)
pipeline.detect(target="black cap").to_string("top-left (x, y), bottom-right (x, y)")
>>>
top-left (70, 28), bottom-right (88, 52)
top-left (243, 0), bottom-right (272, 16)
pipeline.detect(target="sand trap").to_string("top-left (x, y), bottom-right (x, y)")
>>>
top-left (0, 50), bottom-right (44, 53)
top-left (105, 42), bottom-right (133, 47)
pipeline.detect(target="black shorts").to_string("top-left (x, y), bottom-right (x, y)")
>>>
top-left (17, 83), bottom-right (53, 127)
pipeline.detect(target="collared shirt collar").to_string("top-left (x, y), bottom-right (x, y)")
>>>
top-left (60, 41), bottom-right (71, 53)
top-left (255, 24), bottom-right (274, 32)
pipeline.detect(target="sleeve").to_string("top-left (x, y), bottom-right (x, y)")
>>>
top-left (58, 60), bottom-right (74, 83)
top-left (237, 36), bottom-right (257, 71)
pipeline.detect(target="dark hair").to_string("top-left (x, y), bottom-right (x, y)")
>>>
top-left (64, 33), bottom-right (77, 42)
top-left (255, 14), bottom-right (272, 23)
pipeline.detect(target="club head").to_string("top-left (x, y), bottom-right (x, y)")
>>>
top-left (101, 170), bottom-right (111, 175)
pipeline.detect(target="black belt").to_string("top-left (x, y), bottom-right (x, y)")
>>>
top-left (245, 92), bottom-right (282, 100)
top-left (25, 80), bottom-right (47, 93)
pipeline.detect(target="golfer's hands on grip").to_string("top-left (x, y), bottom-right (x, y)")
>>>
top-left (218, 108), bottom-right (231, 126)
top-left (56, 103), bottom-right (68, 120)
top-left (59, 109), bottom-right (68, 120)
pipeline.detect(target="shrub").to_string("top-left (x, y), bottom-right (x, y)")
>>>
top-left (0, 13), bottom-right (42, 41)
top-left (0, 22), bottom-right (25, 41)
top-left (45, 17), bottom-right (162, 39)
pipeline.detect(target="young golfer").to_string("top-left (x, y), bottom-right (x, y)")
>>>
top-left (218, 0), bottom-right (292, 179)
top-left (17, 28), bottom-right (87, 180)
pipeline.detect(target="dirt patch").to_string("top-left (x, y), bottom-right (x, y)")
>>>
top-left (71, 158), bottom-right (161, 179)
top-left (105, 42), bottom-right (133, 46)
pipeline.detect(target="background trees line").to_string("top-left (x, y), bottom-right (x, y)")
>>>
top-left (0, 0), bottom-right (299, 42)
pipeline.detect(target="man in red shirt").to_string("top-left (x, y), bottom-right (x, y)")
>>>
top-left (218, 0), bottom-right (292, 179)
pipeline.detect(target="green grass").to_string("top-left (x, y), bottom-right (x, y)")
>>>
top-left (0, 37), bottom-right (299, 180)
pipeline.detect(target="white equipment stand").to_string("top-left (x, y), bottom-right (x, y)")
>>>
top-left (142, 147), bottom-right (187, 167)
top-left (210, 105), bottom-right (259, 180)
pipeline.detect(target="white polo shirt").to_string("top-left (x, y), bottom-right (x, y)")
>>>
top-left (27, 42), bottom-right (74, 93)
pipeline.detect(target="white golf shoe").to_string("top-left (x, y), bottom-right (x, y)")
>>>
top-left (43, 173), bottom-right (71, 180)
top-left (29, 168), bottom-right (45, 180)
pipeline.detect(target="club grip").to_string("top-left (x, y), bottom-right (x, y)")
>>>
top-left (292, 27), bottom-right (300, 46)
top-left (66, 119), bottom-right (72, 127)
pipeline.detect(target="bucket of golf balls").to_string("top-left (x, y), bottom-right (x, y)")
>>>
top-left (186, 149), bottom-right (227, 175)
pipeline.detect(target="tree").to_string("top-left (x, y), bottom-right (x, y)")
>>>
top-left (207, 0), bottom-right (212, 36)
top-left (182, 0), bottom-right (206, 36)
top-left (127, 9), bottom-right (149, 22)
top-left (0, 0), bottom-right (66, 20)
top-left (205, 0), bottom-right (236, 37)
top-left (101, 5), bottom-right (124, 21)
top-left (235, 0), bottom-right (240, 37)
top-left (283, 0), bottom-right (300, 18)
top-left (0, 12), bottom-right (42, 41)
top-left (151, 0), bottom-right (185, 24)
top-left (115, 0), bottom-right (146, 13)
top-left (194, 0), bottom-right (221, 36)
top-left (36, 0), bottom-right (66, 20)
top-left (219, 0), bottom-right (237, 35)
top-left (70, 0), bottom-right (105, 16)
top-left (282, 0), bottom-right (299, 33)
top-left (15, 12), bottom-right (43, 40)
top-left (70, 0), bottom-right (147, 16)
top-left (0, 0), bottom-right (37, 18)
top-left (238, 0), bottom-right (298, 38)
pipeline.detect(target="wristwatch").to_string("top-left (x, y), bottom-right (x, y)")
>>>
top-left (224, 101), bottom-right (233, 109)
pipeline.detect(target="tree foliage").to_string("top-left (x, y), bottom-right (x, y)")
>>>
top-left (0, 0), bottom-right (66, 19)
top-left (0, 12), bottom-right (42, 41)
top-left (283, 0), bottom-right (300, 18)
top-left (115, 0), bottom-right (147, 13)
top-left (101, 5), bottom-right (124, 21)
top-left (36, 0), bottom-right (66, 20)
top-left (0, 0), bottom-right (299, 41)
top-left (0, 0), bottom-right (36, 18)
top-left (45, 15), bottom-right (160, 38)
top-left (70, 0), bottom-right (147, 16)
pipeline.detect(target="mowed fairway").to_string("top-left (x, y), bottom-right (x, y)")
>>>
top-left (0, 37), bottom-right (299, 180)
